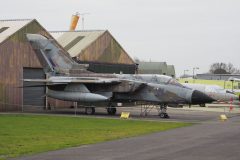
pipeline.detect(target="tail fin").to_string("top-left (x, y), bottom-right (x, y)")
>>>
top-left (26, 34), bottom-right (80, 75)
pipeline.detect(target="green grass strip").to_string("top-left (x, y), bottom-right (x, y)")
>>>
top-left (0, 114), bottom-right (192, 159)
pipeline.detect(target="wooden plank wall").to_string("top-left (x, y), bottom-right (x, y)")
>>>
top-left (0, 20), bottom-right (72, 111)
top-left (78, 31), bottom-right (135, 65)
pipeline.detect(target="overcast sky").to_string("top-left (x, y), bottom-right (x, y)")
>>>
top-left (2, 0), bottom-right (240, 76)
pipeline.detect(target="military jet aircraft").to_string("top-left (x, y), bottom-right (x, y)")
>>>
top-left (24, 34), bottom-right (214, 118)
top-left (228, 77), bottom-right (240, 82)
top-left (182, 83), bottom-right (239, 107)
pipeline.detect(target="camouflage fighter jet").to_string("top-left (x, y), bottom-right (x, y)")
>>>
top-left (24, 34), bottom-right (214, 118)
top-left (182, 83), bottom-right (239, 107)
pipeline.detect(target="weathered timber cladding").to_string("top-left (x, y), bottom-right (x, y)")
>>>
top-left (0, 20), bottom-right (72, 111)
top-left (77, 31), bottom-right (134, 64)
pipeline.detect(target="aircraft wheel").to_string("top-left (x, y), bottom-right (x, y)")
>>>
top-left (199, 104), bottom-right (206, 107)
top-left (107, 107), bottom-right (117, 115)
top-left (164, 113), bottom-right (170, 118)
top-left (159, 113), bottom-right (165, 118)
top-left (85, 107), bottom-right (95, 115)
top-left (159, 113), bottom-right (169, 119)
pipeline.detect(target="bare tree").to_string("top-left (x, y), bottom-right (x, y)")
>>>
top-left (209, 62), bottom-right (239, 74)
top-left (209, 62), bottom-right (228, 74)
top-left (226, 63), bottom-right (236, 73)
top-left (234, 69), bottom-right (240, 74)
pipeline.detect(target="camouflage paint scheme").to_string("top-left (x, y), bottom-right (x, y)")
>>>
top-left (182, 83), bottom-right (239, 106)
top-left (24, 34), bottom-right (214, 118)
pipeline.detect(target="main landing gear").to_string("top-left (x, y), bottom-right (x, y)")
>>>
top-left (84, 106), bottom-right (117, 115)
top-left (107, 107), bottom-right (117, 115)
top-left (85, 107), bottom-right (95, 115)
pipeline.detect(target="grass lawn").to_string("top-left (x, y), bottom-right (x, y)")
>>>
top-left (0, 114), bottom-right (192, 159)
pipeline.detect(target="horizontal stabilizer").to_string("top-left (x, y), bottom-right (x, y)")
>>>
top-left (18, 83), bottom-right (67, 88)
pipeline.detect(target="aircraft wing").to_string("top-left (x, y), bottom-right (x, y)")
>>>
top-left (23, 77), bottom-right (121, 84)
top-left (23, 77), bottom-right (148, 93)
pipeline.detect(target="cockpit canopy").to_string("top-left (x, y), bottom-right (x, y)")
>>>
top-left (119, 74), bottom-right (184, 87)
top-left (205, 85), bottom-right (226, 93)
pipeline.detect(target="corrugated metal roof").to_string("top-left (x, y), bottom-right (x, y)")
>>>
top-left (50, 31), bottom-right (65, 39)
top-left (50, 30), bottom-right (105, 57)
top-left (0, 19), bottom-right (33, 43)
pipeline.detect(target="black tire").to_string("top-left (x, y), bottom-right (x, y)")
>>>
top-left (199, 104), bottom-right (206, 107)
top-left (85, 107), bottom-right (95, 115)
top-left (159, 113), bottom-right (165, 118)
top-left (164, 113), bottom-right (170, 118)
top-left (159, 113), bottom-right (169, 118)
top-left (107, 107), bottom-right (117, 115)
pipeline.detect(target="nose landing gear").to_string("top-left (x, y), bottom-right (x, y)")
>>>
top-left (158, 104), bottom-right (169, 118)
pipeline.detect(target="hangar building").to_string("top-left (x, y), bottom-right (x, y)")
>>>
top-left (50, 30), bottom-right (136, 74)
top-left (167, 65), bottom-right (176, 78)
top-left (0, 19), bottom-right (137, 112)
top-left (138, 62), bottom-right (175, 78)
top-left (0, 19), bottom-right (74, 111)
top-left (196, 74), bottom-right (240, 81)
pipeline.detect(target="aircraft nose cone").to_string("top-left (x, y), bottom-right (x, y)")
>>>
top-left (191, 90), bottom-right (215, 104)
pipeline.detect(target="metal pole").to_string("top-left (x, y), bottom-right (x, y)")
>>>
top-left (45, 73), bottom-right (49, 110)
top-left (192, 67), bottom-right (199, 83)
top-left (21, 89), bottom-right (23, 112)
top-left (184, 69), bottom-right (189, 78)
top-left (193, 68), bottom-right (195, 83)
top-left (21, 67), bottom-right (24, 112)
top-left (82, 17), bottom-right (84, 30)
top-left (74, 102), bottom-right (77, 116)
top-left (193, 68), bottom-right (195, 79)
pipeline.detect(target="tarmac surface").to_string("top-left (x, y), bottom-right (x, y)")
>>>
top-left (14, 105), bottom-right (240, 160)
top-left (24, 104), bottom-right (240, 122)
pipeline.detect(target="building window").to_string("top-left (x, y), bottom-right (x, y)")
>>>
top-left (64, 36), bottom-right (84, 51)
top-left (0, 27), bottom-right (9, 33)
